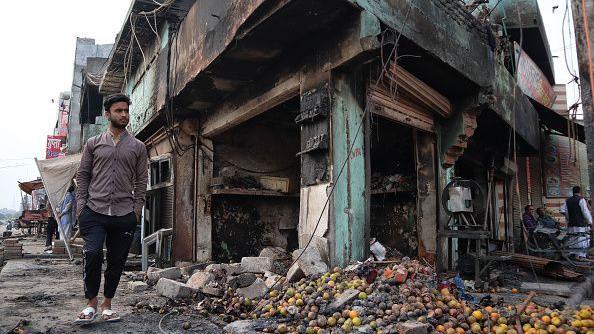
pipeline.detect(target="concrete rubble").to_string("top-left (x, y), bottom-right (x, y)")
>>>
top-left (156, 278), bottom-right (198, 299)
top-left (147, 266), bottom-right (182, 284)
top-left (236, 278), bottom-right (267, 299)
top-left (240, 257), bottom-right (274, 274)
top-left (128, 281), bottom-right (149, 292)
top-left (186, 271), bottom-right (215, 290)
top-left (292, 247), bottom-right (328, 277)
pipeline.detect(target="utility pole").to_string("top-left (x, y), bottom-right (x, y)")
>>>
top-left (571, 0), bottom-right (594, 205)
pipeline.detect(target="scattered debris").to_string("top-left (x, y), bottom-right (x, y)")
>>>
top-left (241, 257), bottom-right (274, 274)
top-left (186, 271), bottom-right (216, 290)
top-left (128, 281), bottom-right (149, 292)
top-left (236, 278), bottom-right (268, 299)
top-left (147, 267), bottom-right (182, 284)
top-left (156, 278), bottom-right (198, 299)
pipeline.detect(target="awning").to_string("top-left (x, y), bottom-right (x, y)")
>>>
top-left (35, 154), bottom-right (82, 260)
top-left (535, 102), bottom-right (585, 143)
top-left (18, 179), bottom-right (44, 195)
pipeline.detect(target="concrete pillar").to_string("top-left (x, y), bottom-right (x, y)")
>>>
top-left (329, 71), bottom-right (367, 267)
top-left (414, 131), bottom-right (438, 263)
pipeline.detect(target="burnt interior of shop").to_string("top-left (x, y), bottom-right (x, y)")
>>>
top-left (453, 110), bottom-right (536, 259)
top-left (210, 97), bottom-right (301, 262)
top-left (369, 115), bottom-right (418, 257)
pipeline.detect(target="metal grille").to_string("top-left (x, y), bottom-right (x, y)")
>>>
top-left (161, 185), bottom-right (174, 229)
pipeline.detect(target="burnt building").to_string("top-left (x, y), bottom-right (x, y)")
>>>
top-left (93, 0), bottom-right (564, 270)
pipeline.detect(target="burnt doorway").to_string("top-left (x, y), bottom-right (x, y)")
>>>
top-left (210, 97), bottom-right (301, 262)
top-left (369, 116), bottom-right (418, 257)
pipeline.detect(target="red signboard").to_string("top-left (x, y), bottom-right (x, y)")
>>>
top-left (58, 110), bottom-right (69, 136)
top-left (514, 42), bottom-right (556, 108)
top-left (46, 135), bottom-right (65, 159)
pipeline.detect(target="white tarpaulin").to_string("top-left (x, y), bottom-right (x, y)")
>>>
top-left (35, 154), bottom-right (82, 260)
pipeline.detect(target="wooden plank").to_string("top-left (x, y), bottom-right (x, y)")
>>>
top-left (202, 73), bottom-right (300, 137)
top-left (210, 188), bottom-right (298, 197)
top-left (388, 64), bottom-right (452, 117)
top-left (369, 88), bottom-right (435, 133)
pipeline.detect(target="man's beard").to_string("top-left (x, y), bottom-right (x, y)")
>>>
top-left (110, 119), bottom-right (128, 129)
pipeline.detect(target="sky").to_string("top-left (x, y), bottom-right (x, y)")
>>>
top-left (0, 1), bottom-right (131, 211)
top-left (0, 0), bottom-right (583, 211)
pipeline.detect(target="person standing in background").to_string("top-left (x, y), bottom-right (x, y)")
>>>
top-left (560, 186), bottom-right (593, 261)
top-left (58, 183), bottom-right (76, 241)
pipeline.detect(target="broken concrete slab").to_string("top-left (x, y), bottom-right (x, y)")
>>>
top-left (156, 278), bottom-right (197, 299)
top-left (147, 267), bottom-right (181, 284)
top-left (520, 282), bottom-right (573, 297)
top-left (286, 262), bottom-right (304, 283)
top-left (186, 271), bottom-right (215, 290)
top-left (396, 320), bottom-right (430, 334)
top-left (325, 289), bottom-right (360, 314)
top-left (206, 263), bottom-right (241, 276)
top-left (265, 274), bottom-right (283, 289)
top-left (227, 273), bottom-right (257, 289)
top-left (128, 281), bottom-right (149, 292)
top-left (258, 247), bottom-right (289, 260)
top-left (292, 247), bottom-right (328, 277)
top-left (180, 263), bottom-right (210, 277)
top-left (240, 257), bottom-right (273, 274)
top-left (202, 285), bottom-right (224, 297)
top-left (224, 319), bottom-right (279, 334)
top-left (236, 278), bottom-right (267, 299)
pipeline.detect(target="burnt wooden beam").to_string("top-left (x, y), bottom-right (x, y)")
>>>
top-left (201, 10), bottom-right (381, 138)
top-left (202, 73), bottom-right (300, 137)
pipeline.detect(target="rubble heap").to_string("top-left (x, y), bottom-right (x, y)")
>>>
top-left (144, 248), bottom-right (594, 334)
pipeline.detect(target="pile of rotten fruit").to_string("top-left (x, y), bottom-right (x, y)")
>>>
top-left (197, 259), bottom-right (594, 334)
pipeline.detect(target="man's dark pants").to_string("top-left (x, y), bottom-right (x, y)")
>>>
top-left (46, 217), bottom-right (59, 247)
top-left (79, 206), bottom-right (136, 299)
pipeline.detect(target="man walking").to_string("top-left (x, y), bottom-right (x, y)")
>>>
top-left (560, 186), bottom-right (593, 261)
top-left (75, 94), bottom-right (148, 323)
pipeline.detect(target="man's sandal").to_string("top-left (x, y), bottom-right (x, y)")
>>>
top-left (74, 306), bottom-right (97, 324)
top-left (102, 309), bottom-right (121, 322)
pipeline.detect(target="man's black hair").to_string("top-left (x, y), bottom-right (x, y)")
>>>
top-left (573, 186), bottom-right (581, 194)
top-left (104, 94), bottom-right (131, 111)
top-left (524, 205), bottom-right (532, 211)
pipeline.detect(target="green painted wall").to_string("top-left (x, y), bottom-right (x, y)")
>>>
top-left (127, 22), bottom-right (169, 135)
top-left (331, 73), bottom-right (366, 267)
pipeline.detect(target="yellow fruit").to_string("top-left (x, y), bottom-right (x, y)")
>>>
top-left (542, 316), bottom-right (552, 325)
top-left (472, 310), bottom-right (484, 321)
top-left (498, 317), bottom-right (508, 325)
top-left (579, 310), bottom-right (593, 320)
top-left (471, 323), bottom-right (482, 333)
top-left (524, 324), bottom-right (533, 332)
top-left (436, 325), bottom-right (446, 333)
top-left (547, 325), bottom-right (557, 333)
top-left (552, 318), bottom-right (562, 327)
top-left (327, 317), bottom-right (337, 327)
top-left (352, 317), bottom-right (362, 327)
top-left (358, 292), bottom-right (367, 300)
top-left (495, 326), bottom-right (506, 334)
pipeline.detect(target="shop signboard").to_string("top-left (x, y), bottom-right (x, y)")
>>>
top-left (58, 110), bottom-right (69, 136)
top-left (46, 135), bottom-right (65, 159)
top-left (514, 42), bottom-right (556, 109)
top-left (543, 134), bottom-right (590, 198)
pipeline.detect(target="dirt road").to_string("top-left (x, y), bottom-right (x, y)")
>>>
top-left (0, 233), bottom-right (224, 334)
